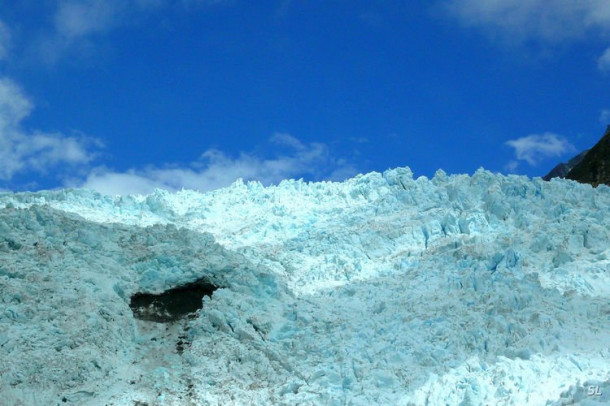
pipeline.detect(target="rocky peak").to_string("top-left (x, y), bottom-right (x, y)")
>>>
top-left (565, 126), bottom-right (610, 187)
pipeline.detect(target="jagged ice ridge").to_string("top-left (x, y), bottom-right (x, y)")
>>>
top-left (0, 167), bottom-right (609, 405)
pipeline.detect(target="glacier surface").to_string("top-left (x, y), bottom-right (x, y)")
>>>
top-left (0, 167), bottom-right (609, 405)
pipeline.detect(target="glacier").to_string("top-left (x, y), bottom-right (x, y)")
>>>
top-left (0, 167), bottom-right (609, 405)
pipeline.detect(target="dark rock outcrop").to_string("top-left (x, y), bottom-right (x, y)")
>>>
top-left (543, 149), bottom-right (588, 181)
top-left (565, 126), bottom-right (610, 187)
top-left (130, 278), bottom-right (218, 323)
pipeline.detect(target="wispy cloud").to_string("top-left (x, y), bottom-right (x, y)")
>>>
top-left (54, 0), bottom-right (120, 40)
top-left (0, 73), bottom-right (358, 194)
top-left (270, 132), bottom-right (308, 150)
top-left (505, 133), bottom-right (575, 168)
top-left (0, 77), bottom-right (101, 182)
top-left (503, 160), bottom-right (519, 173)
top-left (32, 0), bottom-right (230, 64)
top-left (77, 133), bottom-right (359, 195)
top-left (598, 48), bottom-right (610, 73)
top-left (442, 1), bottom-right (610, 42)
top-left (35, 0), bottom-right (123, 64)
top-left (441, 0), bottom-right (610, 69)
top-left (600, 109), bottom-right (610, 124)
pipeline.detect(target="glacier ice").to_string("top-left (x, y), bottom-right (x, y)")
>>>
top-left (0, 167), bottom-right (609, 405)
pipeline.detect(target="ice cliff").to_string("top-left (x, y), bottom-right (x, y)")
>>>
top-left (1, 167), bottom-right (609, 405)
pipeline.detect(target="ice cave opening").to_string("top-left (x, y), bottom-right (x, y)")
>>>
top-left (129, 278), bottom-right (218, 323)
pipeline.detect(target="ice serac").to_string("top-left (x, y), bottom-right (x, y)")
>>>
top-left (1, 167), bottom-right (609, 405)
top-left (566, 125), bottom-right (610, 186)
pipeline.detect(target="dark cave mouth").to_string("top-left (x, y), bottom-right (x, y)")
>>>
top-left (129, 278), bottom-right (218, 323)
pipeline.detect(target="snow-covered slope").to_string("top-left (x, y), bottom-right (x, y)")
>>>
top-left (1, 167), bottom-right (609, 405)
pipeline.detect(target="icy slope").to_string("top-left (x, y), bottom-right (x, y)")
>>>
top-left (1, 167), bottom-right (609, 405)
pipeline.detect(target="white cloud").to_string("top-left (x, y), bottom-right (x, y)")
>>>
top-left (443, 1), bottom-right (610, 42)
top-left (55, 0), bottom-right (120, 40)
top-left (505, 133), bottom-right (575, 166)
top-left (78, 169), bottom-right (166, 196)
top-left (598, 47), bottom-right (610, 73)
top-left (36, 0), bottom-right (123, 63)
top-left (79, 134), bottom-right (358, 195)
top-left (442, 0), bottom-right (610, 67)
top-left (0, 77), bottom-right (100, 181)
top-left (37, 0), bottom-right (231, 63)
top-left (504, 160), bottom-right (519, 173)
top-left (270, 132), bottom-right (307, 150)
top-left (600, 109), bottom-right (610, 123)
top-left (327, 160), bottom-right (360, 181)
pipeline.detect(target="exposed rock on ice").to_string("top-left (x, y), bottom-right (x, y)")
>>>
top-left (130, 278), bottom-right (218, 323)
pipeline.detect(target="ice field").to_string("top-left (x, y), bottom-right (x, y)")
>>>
top-left (1, 167), bottom-right (609, 405)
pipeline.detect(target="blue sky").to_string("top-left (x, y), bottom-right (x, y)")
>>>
top-left (1, 1), bottom-right (609, 194)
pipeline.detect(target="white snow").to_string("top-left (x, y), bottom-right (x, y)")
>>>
top-left (0, 167), bottom-right (609, 405)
